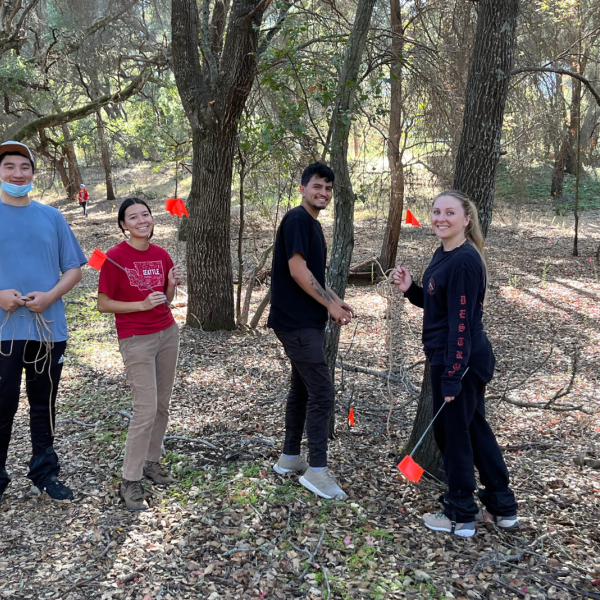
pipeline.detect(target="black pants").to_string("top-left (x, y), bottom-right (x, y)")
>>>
top-left (275, 328), bottom-right (334, 468)
top-left (80, 201), bottom-right (87, 216)
top-left (430, 363), bottom-right (518, 522)
top-left (0, 340), bottom-right (67, 490)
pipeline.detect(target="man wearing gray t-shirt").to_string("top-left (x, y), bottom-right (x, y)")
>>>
top-left (0, 141), bottom-right (87, 503)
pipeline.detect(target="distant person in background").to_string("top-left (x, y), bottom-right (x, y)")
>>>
top-left (77, 184), bottom-right (89, 217)
top-left (0, 141), bottom-right (86, 504)
top-left (269, 162), bottom-right (354, 500)
top-left (97, 198), bottom-right (181, 511)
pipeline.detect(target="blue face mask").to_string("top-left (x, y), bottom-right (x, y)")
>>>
top-left (1, 180), bottom-right (33, 197)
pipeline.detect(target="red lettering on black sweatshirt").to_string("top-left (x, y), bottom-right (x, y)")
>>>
top-left (404, 243), bottom-right (487, 398)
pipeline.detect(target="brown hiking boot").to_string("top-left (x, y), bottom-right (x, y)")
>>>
top-left (120, 479), bottom-right (149, 511)
top-left (143, 461), bottom-right (175, 485)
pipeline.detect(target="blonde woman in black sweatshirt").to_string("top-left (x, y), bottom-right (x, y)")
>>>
top-left (393, 190), bottom-right (518, 537)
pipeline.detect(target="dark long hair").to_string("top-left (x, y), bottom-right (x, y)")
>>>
top-left (117, 198), bottom-right (154, 239)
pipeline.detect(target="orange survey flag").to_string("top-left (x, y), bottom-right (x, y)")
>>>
top-left (165, 198), bottom-right (189, 218)
top-left (348, 408), bottom-right (355, 426)
top-left (405, 209), bottom-right (421, 227)
top-left (88, 248), bottom-right (108, 270)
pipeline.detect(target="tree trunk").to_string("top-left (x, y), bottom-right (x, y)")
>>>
top-left (402, 361), bottom-right (444, 479)
top-left (61, 124), bottom-right (82, 199)
top-left (37, 129), bottom-right (70, 192)
top-left (236, 152), bottom-right (246, 326)
top-left (551, 73), bottom-right (568, 197)
top-left (452, 0), bottom-right (519, 236)
top-left (96, 111), bottom-right (116, 200)
top-left (406, 0), bottom-right (519, 477)
top-left (378, 0), bottom-right (404, 274)
top-left (324, 0), bottom-right (377, 435)
top-left (171, 0), bottom-right (281, 331)
top-left (186, 126), bottom-right (236, 330)
top-left (551, 132), bottom-right (568, 197)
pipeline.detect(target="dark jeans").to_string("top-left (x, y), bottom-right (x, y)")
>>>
top-left (80, 201), bottom-right (87, 216)
top-left (0, 340), bottom-right (67, 489)
top-left (275, 328), bottom-right (334, 468)
top-left (430, 363), bottom-right (518, 522)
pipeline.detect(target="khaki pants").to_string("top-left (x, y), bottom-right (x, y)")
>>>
top-left (119, 324), bottom-right (179, 481)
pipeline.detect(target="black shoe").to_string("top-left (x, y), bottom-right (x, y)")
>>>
top-left (0, 470), bottom-right (9, 504)
top-left (33, 476), bottom-right (74, 501)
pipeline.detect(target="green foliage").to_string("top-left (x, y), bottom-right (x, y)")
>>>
top-left (0, 53), bottom-right (38, 95)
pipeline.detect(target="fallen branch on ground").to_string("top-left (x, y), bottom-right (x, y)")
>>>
top-left (93, 532), bottom-right (111, 562)
top-left (288, 526), bottom-right (326, 580)
top-left (57, 418), bottom-right (100, 428)
top-left (336, 361), bottom-right (419, 393)
top-left (163, 435), bottom-right (218, 450)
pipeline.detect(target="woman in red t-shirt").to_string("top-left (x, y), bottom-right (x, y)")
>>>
top-left (97, 198), bottom-right (181, 511)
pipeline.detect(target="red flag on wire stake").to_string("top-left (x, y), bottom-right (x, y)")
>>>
top-left (405, 210), bottom-right (421, 227)
top-left (87, 248), bottom-right (158, 294)
top-left (348, 408), bottom-right (355, 427)
top-left (165, 198), bottom-right (189, 218)
top-left (397, 403), bottom-right (445, 483)
top-left (88, 248), bottom-right (108, 270)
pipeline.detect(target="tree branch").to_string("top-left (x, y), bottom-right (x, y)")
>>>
top-left (201, 0), bottom-right (219, 84)
top-left (12, 57), bottom-right (160, 141)
top-left (61, 0), bottom-right (138, 56)
top-left (511, 66), bottom-right (600, 107)
top-left (171, 0), bottom-right (210, 127)
top-left (257, 0), bottom-right (292, 57)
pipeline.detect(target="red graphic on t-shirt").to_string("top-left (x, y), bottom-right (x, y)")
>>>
top-left (459, 309), bottom-right (466, 319)
top-left (460, 295), bottom-right (466, 305)
top-left (458, 323), bottom-right (466, 332)
top-left (456, 351), bottom-right (463, 359)
top-left (427, 278), bottom-right (435, 295)
top-left (126, 261), bottom-right (165, 291)
top-left (453, 363), bottom-right (462, 371)
top-left (457, 337), bottom-right (464, 347)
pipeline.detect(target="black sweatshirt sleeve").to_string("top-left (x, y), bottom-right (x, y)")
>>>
top-left (404, 281), bottom-right (424, 308)
top-left (441, 264), bottom-right (482, 398)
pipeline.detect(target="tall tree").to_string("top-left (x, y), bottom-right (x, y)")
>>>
top-left (171, 0), bottom-right (289, 331)
top-left (378, 0), bottom-right (404, 274)
top-left (452, 0), bottom-right (520, 236)
top-left (404, 0), bottom-right (520, 476)
top-left (323, 0), bottom-right (377, 431)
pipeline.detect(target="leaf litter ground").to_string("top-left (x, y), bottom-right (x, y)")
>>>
top-left (0, 194), bottom-right (599, 600)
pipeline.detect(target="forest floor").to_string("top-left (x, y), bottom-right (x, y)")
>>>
top-left (0, 181), bottom-right (599, 600)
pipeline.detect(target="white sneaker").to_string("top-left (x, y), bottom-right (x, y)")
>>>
top-left (299, 467), bottom-right (347, 500)
top-left (476, 509), bottom-right (519, 529)
top-left (273, 454), bottom-right (309, 474)
top-left (422, 512), bottom-right (476, 537)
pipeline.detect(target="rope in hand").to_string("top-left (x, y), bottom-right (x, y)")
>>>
top-left (0, 307), bottom-right (57, 436)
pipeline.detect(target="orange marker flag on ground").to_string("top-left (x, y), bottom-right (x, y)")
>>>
top-left (348, 408), bottom-right (355, 426)
top-left (88, 248), bottom-right (108, 270)
top-left (165, 198), bottom-right (189, 218)
top-left (405, 209), bottom-right (421, 227)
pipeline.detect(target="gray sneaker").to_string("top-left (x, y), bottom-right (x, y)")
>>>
top-left (273, 454), bottom-right (309, 474)
top-left (120, 479), bottom-right (149, 511)
top-left (422, 512), bottom-right (475, 537)
top-left (299, 467), bottom-right (348, 500)
top-left (144, 461), bottom-right (175, 485)
top-left (476, 509), bottom-right (519, 529)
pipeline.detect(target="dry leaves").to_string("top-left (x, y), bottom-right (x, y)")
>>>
top-left (0, 195), bottom-right (598, 599)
